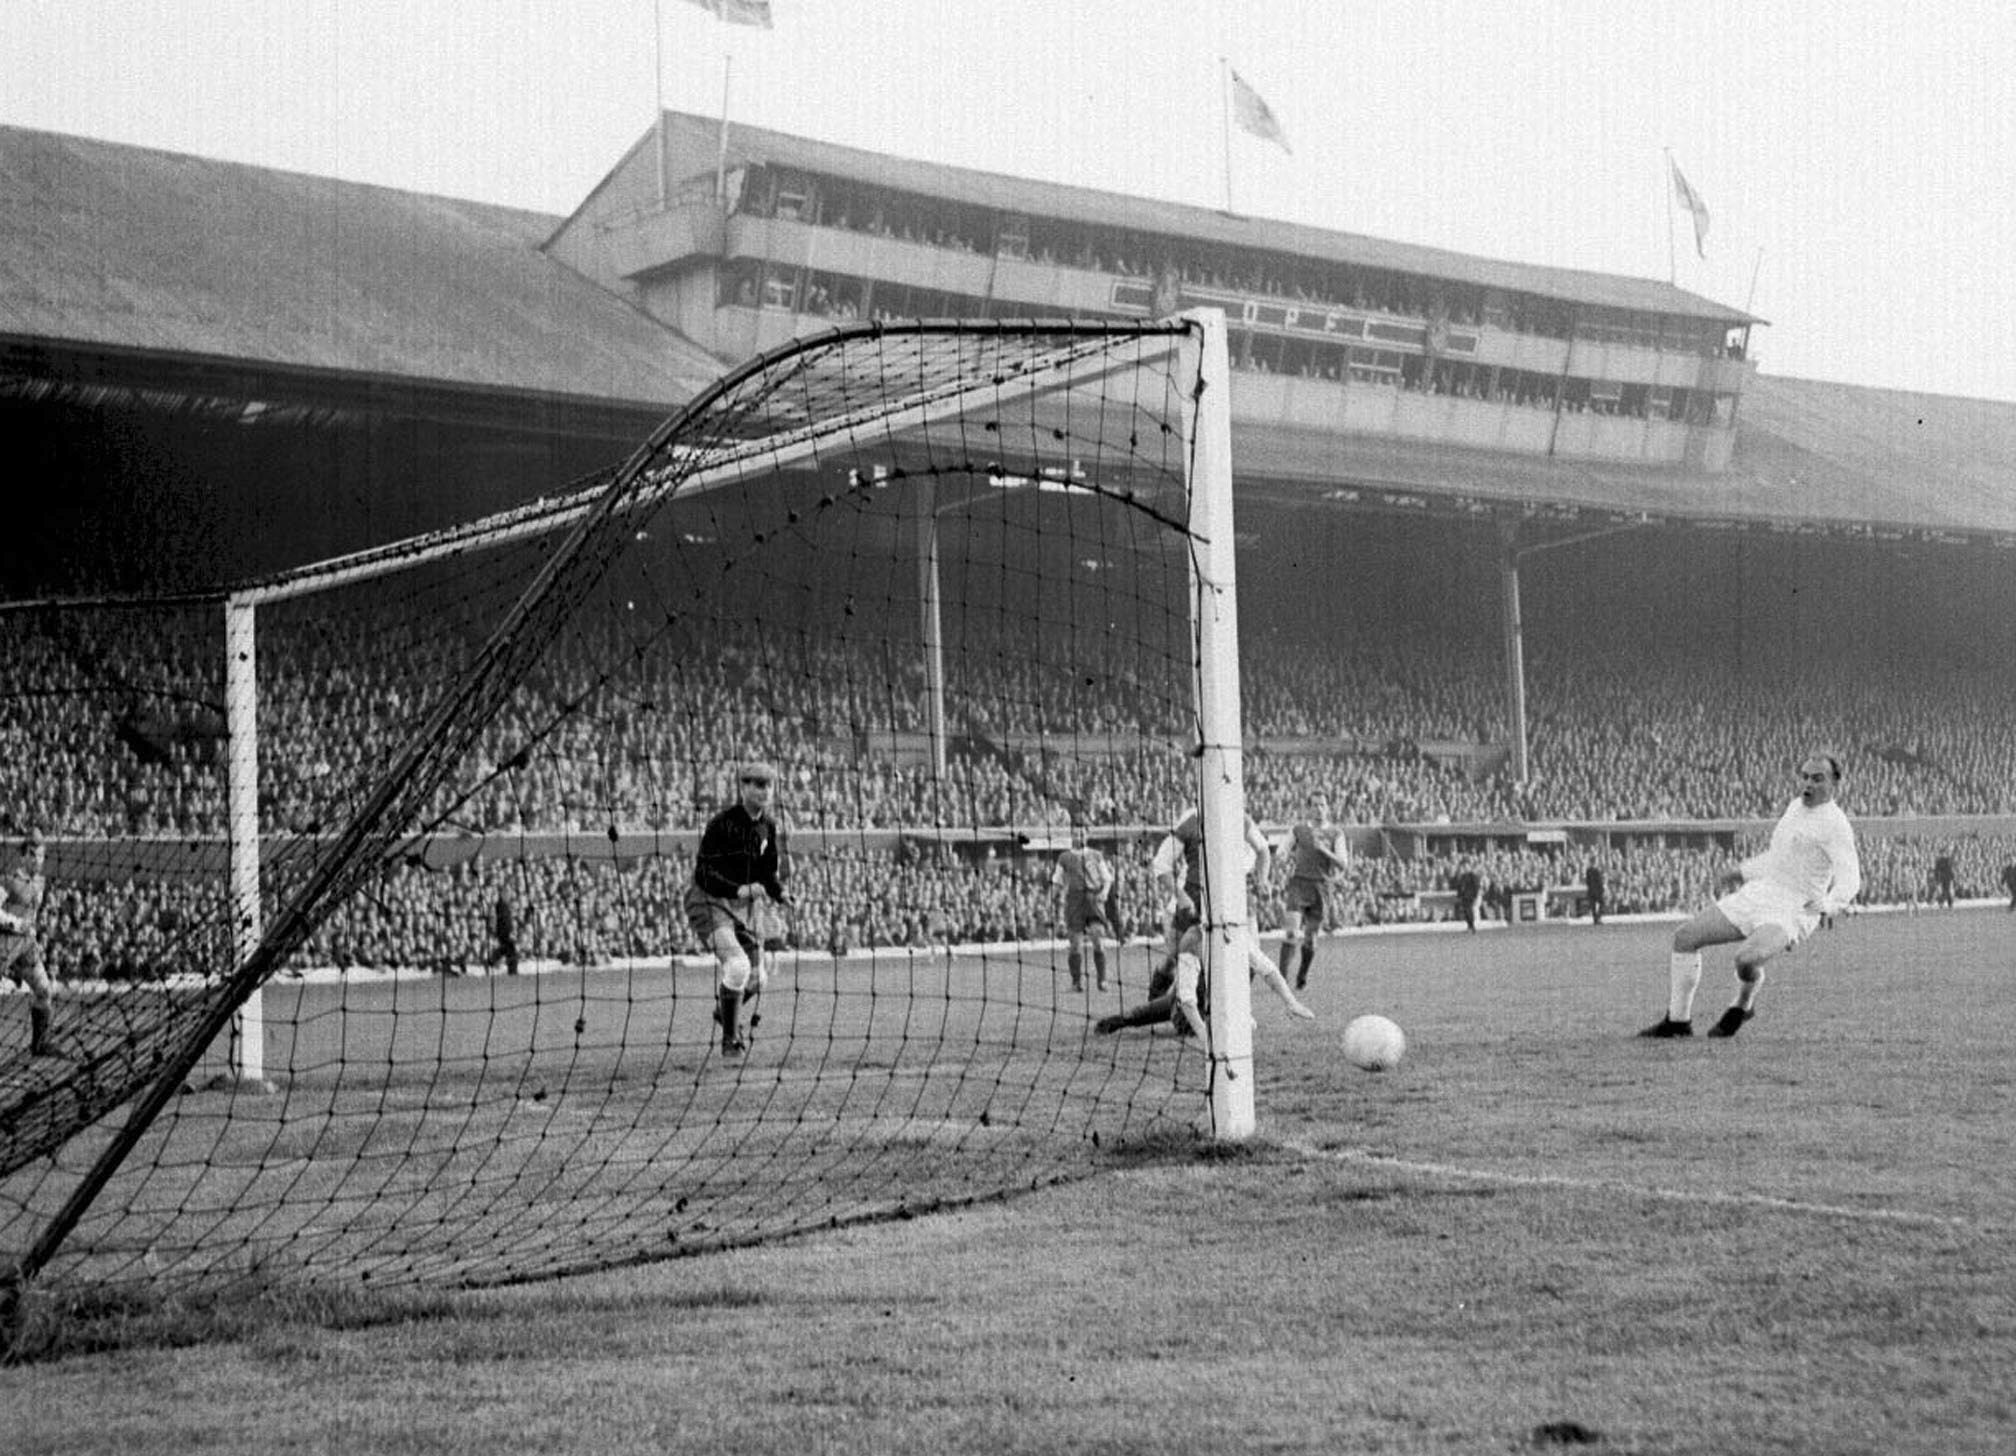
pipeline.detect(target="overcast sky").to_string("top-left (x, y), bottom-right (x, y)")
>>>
top-left (7, 0), bottom-right (2011, 401)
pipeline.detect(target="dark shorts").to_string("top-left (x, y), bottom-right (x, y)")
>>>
top-left (1063, 890), bottom-right (1111, 938)
top-left (1283, 878), bottom-right (1326, 926)
top-left (683, 884), bottom-right (756, 955)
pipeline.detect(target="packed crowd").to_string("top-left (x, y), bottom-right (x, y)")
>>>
top-left (6, 608), bottom-right (2015, 845)
top-left (8, 565), bottom-right (2015, 982)
top-left (31, 828), bottom-right (2016, 986)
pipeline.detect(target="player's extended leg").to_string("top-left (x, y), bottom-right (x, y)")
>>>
top-left (11, 948), bottom-right (59, 1057)
top-left (1168, 950), bottom-right (1211, 1043)
top-left (1295, 907), bottom-right (1320, 989)
top-left (1065, 935), bottom-right (1085, 991)
top-left (1247, 939), bottom-right (1314, 1021)
top-left (1641, 904), bottom-right (1744, 1038)
top-left (1095, 935), bottom-right (1183, 1033)
top-left (1709, 924), bottom-right (1793, 1038)
top-left (1280, 919), bottom-right (1305, 989)
top-left (1094, 993), bottom-right (1178, 1035)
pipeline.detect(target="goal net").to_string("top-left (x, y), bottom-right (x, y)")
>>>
top-left (0, 313), bottom-right (1258, 1338)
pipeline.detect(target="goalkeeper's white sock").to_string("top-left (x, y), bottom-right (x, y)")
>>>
top-left (1667, 952), bottom-right (1703, 1022)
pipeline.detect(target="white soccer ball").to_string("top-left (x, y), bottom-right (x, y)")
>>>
top-left (1342, 1014), bottom-right (1405, 1072)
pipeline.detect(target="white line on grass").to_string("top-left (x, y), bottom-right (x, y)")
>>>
top-left (1280, 1138), bottom-right (1978, 1231)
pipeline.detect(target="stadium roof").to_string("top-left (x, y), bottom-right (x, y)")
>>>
top-left (0, 126), bottom-right (723, 415)
top-left (1237, 371), bottom-right (2016, 544)
top-left (620, 110), bottom-right (1758, 326)
top-left (5, 125), bottom-right (2011, 545)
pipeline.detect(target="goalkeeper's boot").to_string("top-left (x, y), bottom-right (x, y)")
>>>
top-left (1637, 1015), bottom-right (1693, 1039)
top-left (742, 988), bottom-right (762, 1047)
top-left (1707, 1005), bottom-right (1752, 1039)
top-left (715, 987), bottom-right (746, 1056)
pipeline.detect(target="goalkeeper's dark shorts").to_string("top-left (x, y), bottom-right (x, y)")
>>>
top-left (682, 885), bottom-right (757, 956)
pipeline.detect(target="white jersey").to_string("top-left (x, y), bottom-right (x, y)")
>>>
top-left (1741, 797), bottom-right (1861, 916)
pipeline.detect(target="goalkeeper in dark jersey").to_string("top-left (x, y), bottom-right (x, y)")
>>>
top-left (683, 761), bottom-right (789, 1057)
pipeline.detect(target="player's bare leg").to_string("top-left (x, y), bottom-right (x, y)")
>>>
top-left (709, 926), bottom-right (753, 1056)
top-left (1709, 925), bottom-right (1791, 1038)
top-left (1640, 904), bottom-right (1742, 1038)
top-left (1247, 940), bottom-right (1314, 1021)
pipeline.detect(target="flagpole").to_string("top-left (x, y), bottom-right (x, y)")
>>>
top-left (716, 54), bottom-right (732, 204)
top-left (1663, 147), bottom-right (1676, 286)
top-left (1219, 57), bottom-right (1234, 213)
top-left (654, 0), bottom-right (668, 209)
top-left (1744, 246), bottom-right (1764, 314)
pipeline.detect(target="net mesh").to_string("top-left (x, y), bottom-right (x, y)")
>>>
top-left (1, 318), bottom-right (1224, 1314)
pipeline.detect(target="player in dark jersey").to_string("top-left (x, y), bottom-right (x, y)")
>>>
top-left (1052, 832), bottom-right (1116, 992)
top-left (1279, 799), bottom-right (1350, 990)
top-left (683, 761), bottom-right (789, 1056)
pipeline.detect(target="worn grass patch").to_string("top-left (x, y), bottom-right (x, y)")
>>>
top-left (7, 912), bottom-right (2015, 1455)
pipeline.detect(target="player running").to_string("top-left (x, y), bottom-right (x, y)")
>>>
top-left (1639, 752), bottom-right (1861, 1040)
top-left (1279, 799), bottom-right (1350, 990)
top-left (684, 761), bottom-right (789, 1057)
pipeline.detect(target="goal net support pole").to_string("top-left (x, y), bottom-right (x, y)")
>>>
top-left (1184, 310), bottom-right (1257, 1141)
top-left (223, 597), bottom-right (266, 1089)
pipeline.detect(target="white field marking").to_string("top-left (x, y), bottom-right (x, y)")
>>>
top-left (1278, 1138), bottom-right (1978, 1231)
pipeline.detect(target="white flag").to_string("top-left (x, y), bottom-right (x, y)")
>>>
top-left (683, 0), bottom-right (773, 26)
top-left (1230, 69), bottom-right (1291, 154)
top-left (1670, 159), bottom-right (1710, 258)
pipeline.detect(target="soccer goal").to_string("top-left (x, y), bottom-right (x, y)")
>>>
top-left (0, 311), bottom-right (1260, 1344)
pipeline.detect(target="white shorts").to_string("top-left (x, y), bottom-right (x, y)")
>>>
top-left (1716, 881), bottom-right (1818, 948)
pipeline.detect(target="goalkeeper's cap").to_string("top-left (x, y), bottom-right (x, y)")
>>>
top-left (737, 760), bottom-right (779, 788)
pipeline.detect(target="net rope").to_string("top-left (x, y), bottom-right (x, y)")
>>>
top-left (2, 319), bottom-right (1222, 1317)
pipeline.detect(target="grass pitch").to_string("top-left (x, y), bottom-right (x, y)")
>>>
top-left (8, 908), bottom-right (2015, 1454)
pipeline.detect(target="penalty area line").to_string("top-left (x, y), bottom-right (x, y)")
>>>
top-left (1278, 1138), bottom-right (1976, 1232)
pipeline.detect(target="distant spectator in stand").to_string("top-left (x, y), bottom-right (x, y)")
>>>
top-left (1583, 862), bottom-right (1608, 926)
top-left (2003, 861), bottom-right (2016, 912)
top-left (1932, 850), bottom-right (1956, 909)
top-left (1453, 861), bottom-right (1483, 932)
top-left (493, 893), bottom-right (520, 976)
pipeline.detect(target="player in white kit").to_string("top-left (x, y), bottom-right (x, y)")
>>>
top-left (1639, 752), bottom-right (1861, 1040)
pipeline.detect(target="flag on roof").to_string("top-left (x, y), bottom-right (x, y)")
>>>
top-left (684, 0), bottom-right (773, 26)
top-left (1230, 69), bottom-right (1291, 154)
top-left (1670, 158), bottom-right (1710, 258)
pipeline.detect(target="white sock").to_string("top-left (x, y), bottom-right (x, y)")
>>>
top-left (1667, 953), bottom-right (1703, 1022)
